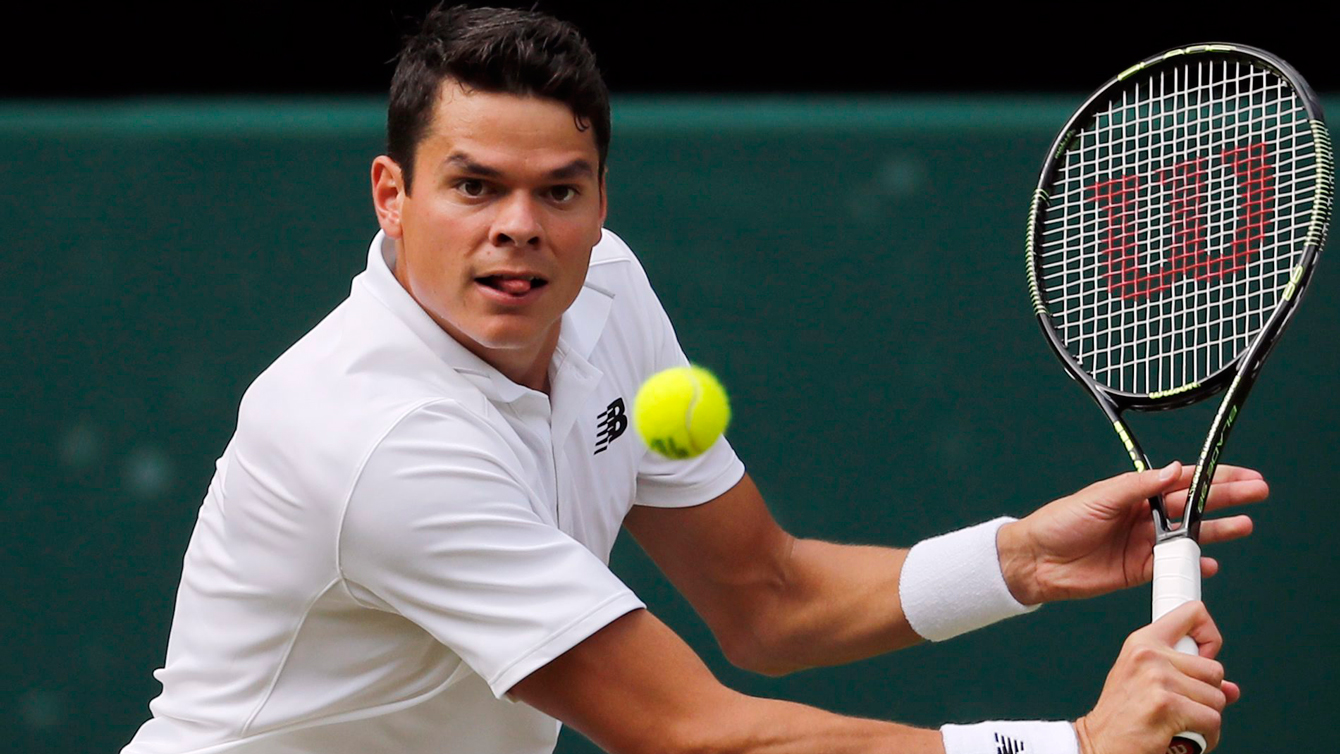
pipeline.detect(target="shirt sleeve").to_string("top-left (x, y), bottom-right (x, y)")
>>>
top-left (338, 400), bottom-right (646, 697)
top-left (619, 239), bottom-right (745, 508)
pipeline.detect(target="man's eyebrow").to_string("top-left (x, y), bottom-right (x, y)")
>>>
top-left (547, 159), bottom-right (596, 181)
top-left (444, 153), bottom-right (502, 177)
top-left (443, 153), bottom-right (595, 181)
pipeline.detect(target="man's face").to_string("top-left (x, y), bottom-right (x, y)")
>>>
top-left (374, 82), bottom-right (606, 376)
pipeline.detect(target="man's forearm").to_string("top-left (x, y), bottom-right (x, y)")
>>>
top-left (681, 693), bottom-right (946, 754)
top-left (732, 538), bottom-right (920, 673)
top-left (624, 478), bottom-right (1038, 674)
top-left (513, 608), bottom-right (950, 754)
top-left (745, 519), bottom-right (1036, 672)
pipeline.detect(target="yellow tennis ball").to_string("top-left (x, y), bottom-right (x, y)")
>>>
top-left (633, 366), bottom-right (731, 459)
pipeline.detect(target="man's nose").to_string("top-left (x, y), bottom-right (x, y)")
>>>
top-left (491, 193), bottom-right (542, 248)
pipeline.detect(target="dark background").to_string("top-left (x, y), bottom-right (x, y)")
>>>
top-left (6, 2), bottom-right (1338, 98)
top-left (5, 4), bottom-right (1338, 754)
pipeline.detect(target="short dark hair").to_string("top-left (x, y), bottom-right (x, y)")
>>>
top-left (387, 4), bottom-right (610, 193)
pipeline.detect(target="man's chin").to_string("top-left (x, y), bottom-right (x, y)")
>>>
top-left (456, 321), bottom-right (559, 358)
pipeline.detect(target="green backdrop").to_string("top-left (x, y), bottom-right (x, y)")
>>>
top-left (3, 98), bottom-right (1336, 752)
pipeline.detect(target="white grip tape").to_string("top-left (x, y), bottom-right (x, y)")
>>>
top-left (1151, 537), bottom-right (1206, 753)
top-left (1152, 537), bottom-right (1202, 654)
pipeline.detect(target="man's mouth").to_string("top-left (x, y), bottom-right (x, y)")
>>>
top-left (476, 275), bottom-right (549, 296)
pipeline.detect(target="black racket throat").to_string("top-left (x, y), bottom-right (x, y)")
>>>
top-left (1086, 363), bottom-right (1244, 542)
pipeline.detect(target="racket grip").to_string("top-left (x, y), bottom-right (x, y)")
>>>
top-left (1152, 538), bottom-right (1206, 754)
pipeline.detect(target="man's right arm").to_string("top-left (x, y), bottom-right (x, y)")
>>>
top-left (510, 602), bottom-right (1234, 754)
top-left (511, 608), bottom-right (943, 754)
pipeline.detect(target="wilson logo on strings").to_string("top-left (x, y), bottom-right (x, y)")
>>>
top-left (1087, 142), bottom-right (1274, 300)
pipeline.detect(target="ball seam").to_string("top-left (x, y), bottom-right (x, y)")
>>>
top-left (683, 374), bottom-right (703, 455)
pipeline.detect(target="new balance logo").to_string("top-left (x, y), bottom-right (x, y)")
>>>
top-left (995, 733), bottom-right (1025, 754)
top-left (594, 398), bottom-right (627, 454)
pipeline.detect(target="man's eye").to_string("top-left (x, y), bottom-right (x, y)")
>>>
top-left (457, 179), bottom-right (488, 197)
top-left (549, 186), bottom-right (578, 203)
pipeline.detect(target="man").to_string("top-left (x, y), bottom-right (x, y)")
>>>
top-left (123, 5), bottom-right (1267, 754)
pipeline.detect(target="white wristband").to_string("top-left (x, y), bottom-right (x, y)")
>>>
top-left (899, 517), bottom-right (1039, 642)
top-left (942, 721), bottom-right (1079, 754)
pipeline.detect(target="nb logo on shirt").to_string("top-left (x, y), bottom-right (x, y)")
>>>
top-left (594, 397), bottom-right (627, 454)
top-left (994, 733), bottom-right (1025, 754)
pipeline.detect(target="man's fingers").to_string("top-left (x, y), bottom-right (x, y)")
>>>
top-left (1098, 615), bottom-right (1236, 754)
top-left (1164, 670), bottom-right (1228, 751)
top-left (1200, 556), bottom-right (1219, 578)
top-left (1147, 601), bottom-right (1223, 658)
top-left (1185, 706), bottom-right (1223, 753)
top-left (1163, 479), bottom-right (1269, 512)
top-left (1173, 685), bottom-right (1227, 749)
top-left (1094, 462), bottom-right (1184, 500)
top-left (1205, 477), bottom-right (1270, 511)
top-left (1167, 650), bottom-right (1227, 691)
top-left (1193, 515), bottom-right (1255, 546)
top-left (1212, 464), bottom-right (1264, 482)
top-left (1167, 463), bottom-right (1264, 486)
top-left (1102, 462), bottom-right (1265, 501)
top-left (1187, 610), bottom-right (1224, 660)
top-left (1077, 461), bottom-right (1264, 511)
top-left (1192, 464), bottom-right (1263, 484)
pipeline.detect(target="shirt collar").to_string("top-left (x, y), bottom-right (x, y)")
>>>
top-left (354, 230), bottom-right (613, 403)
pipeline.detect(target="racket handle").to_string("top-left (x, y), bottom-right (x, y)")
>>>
top-left (1152, 538), bottom-right (1206, 754)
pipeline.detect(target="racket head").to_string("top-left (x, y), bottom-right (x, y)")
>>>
top-left (1026, 43), bottom-right (1331, 414)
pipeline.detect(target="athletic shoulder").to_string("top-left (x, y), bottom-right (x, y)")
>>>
top-left (230, 298), bottom-right (494, 506)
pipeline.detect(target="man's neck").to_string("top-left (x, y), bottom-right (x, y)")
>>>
top-left (390, 248), bottom-right (559, 394)
top-left (460, 324), bottom-right (559, 394)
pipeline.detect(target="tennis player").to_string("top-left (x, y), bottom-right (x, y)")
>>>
top-left (121, 5), bottom-right (1267, 754)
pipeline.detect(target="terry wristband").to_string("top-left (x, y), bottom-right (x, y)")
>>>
top-left (941, 721), bottom-right (1078, 754)
top-left (899, 517), bottom-right (1039, 641)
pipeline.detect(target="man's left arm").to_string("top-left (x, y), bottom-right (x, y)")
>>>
top-left (622, 463), bottom-right (1267, 676)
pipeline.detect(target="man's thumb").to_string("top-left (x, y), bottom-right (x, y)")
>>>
top-left (1143, 460), bottom-right (1183, 491)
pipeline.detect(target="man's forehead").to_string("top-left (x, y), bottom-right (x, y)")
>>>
top-left (423, 80), bottom-right (598, 157)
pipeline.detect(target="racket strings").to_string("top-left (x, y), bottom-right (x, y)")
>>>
top-left (1037, 58), bottom-right (1319, 396)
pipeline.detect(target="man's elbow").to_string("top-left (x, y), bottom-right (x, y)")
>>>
top-left (716, 624), bottom-right (807, 677)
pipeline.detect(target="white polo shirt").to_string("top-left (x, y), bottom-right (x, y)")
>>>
top-left (124, 230), bottom-right (745, 754)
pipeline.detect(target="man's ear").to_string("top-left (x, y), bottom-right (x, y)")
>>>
top-left (372, 156), bottom-right (406, 239)
top-left (597, 168), bottom-right (609, 228)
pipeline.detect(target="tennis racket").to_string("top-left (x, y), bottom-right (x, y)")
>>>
top-left (1025, 44), bottom-right (1331, 754)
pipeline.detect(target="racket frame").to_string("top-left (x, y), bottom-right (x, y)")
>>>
top-left (1025, 42), bottom-right (1331, 543)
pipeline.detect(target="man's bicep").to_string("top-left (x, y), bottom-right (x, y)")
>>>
top-left (509, 608), bottom-right (744, 754)
top-left (626, 473), bottom-right (789, 579)
top-left (627, 474), bottom-right (924, 673)
top-left (623, 474), bottom-right (793, 658)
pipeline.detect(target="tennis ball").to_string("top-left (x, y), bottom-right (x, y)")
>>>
top-left (633, 366), bottom-right (730, 459)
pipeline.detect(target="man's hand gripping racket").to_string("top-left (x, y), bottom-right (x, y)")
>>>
top-left (1025, 44), bottom-right (1332, 753)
